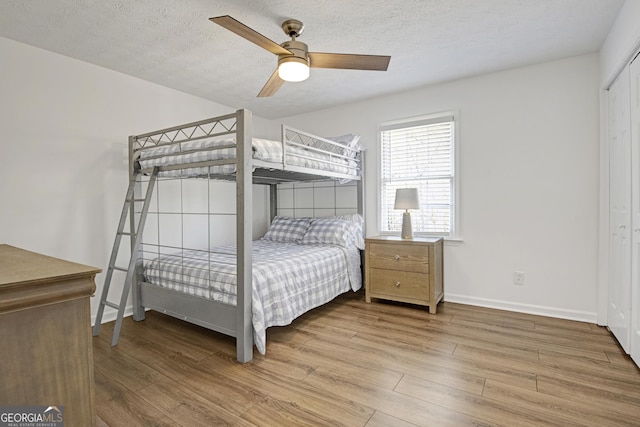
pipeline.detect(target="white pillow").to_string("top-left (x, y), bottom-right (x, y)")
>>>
top-left (326, 134), bottom-right (363, 159)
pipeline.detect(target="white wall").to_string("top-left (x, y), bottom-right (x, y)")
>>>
top-left (281, 54), bottom-right (601, 321)
top-left (0, 37), bottom-right (271, 324)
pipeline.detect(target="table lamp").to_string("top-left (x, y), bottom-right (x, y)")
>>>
top-left (394, 188), bottom-right (419, 239)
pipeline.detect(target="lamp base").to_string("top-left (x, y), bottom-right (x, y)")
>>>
top-left (401, 211), bottom-right (413, 239)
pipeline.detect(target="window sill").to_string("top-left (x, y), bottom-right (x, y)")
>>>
top-left (443, 238), bottom-right (463, 246)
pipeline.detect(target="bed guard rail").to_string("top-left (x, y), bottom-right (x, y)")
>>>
top-left (282, 125), bottom-right (362, 176)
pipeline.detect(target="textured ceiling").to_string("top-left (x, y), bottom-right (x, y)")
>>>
top-left (0, 0), bottom-right (625, 119)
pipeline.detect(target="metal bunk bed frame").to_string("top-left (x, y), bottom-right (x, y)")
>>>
top-left (94, 109), bottom-right (364, 363)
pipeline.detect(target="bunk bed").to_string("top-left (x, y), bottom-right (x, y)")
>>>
top-left (127, 109), bottom-right (364, 363)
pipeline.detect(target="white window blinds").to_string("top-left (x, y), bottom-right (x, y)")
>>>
top-left (380, 114), bottom-right (455, 236)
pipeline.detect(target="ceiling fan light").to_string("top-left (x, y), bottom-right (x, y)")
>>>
top-left (278, 56), bottom-right (309, 82)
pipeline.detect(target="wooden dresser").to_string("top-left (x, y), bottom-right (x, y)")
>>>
top-left (0, 244), bottom-right (100, 427)
top-left (365, 236), bottom-right (444, 313)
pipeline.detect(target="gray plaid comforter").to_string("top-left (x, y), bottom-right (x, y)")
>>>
top-left (136, 136), bottom-right (357, 177)
top-left (143, 239), bottom-right (362, 354)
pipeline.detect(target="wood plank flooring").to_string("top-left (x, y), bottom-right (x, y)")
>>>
top-left (93, 291), bottom-right (640, 426)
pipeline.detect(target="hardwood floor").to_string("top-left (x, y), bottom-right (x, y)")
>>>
top-left (93, 291), bottom-right (640, 426)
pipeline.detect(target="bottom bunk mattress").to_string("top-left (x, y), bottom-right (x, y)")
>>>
top-left (142, 239), bottom-right (362, 354)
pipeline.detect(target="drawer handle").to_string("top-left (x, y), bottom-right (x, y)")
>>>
top-left (395, 255), bottom-right (400, 261)
top-left (395, 281), bottom-right (401, 287)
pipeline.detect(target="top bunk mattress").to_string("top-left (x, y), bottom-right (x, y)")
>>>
top-left (135, 135), bottom-right (359, 179)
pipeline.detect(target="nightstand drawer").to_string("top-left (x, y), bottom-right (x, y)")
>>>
top-left (367, 242), bottom-right (428, 273)
top-left (368, 268), bottom-right (429, 301)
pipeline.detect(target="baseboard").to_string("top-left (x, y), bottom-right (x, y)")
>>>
top-left (94, 296), bottom-right (598, 326)
top-left (91, 305), bottom-right (134, 327)
top-left (444, 294), bottom-right (598, 324)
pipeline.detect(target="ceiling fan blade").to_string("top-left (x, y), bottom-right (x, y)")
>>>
top-left (210, 15), bottom-right (291, 56)
top-left (257, 69), bottom-right (285, 97)
top-left (309, 52), bottom-right (390, 71)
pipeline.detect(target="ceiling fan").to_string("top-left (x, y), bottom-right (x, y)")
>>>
top-left (209, 15), bottom-right (391, 97)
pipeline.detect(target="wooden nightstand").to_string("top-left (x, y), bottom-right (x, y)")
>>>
top-left (365, 236), bottom-right (444, 313)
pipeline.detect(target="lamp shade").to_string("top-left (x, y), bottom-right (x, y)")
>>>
top-left (394, 188), bottom-right (419, 210)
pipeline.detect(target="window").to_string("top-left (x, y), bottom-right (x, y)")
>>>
top-left (379, 113), bottom-right (457, 237)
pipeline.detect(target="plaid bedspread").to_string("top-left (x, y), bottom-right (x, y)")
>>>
top-left (136, 136), bottom-right (357, 177)
top-left (143, 239), bottom-right (362, 354)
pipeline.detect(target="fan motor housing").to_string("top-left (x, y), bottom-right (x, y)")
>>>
top-left (279, 40), bottom-right (309, 64)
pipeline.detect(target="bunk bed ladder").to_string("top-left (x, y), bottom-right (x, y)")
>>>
top-left (92, 167), bottom-right (159, 346)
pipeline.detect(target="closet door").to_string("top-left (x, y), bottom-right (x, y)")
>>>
top-left (608, 67), bottom-right (632, 353)
top-left (630, 55), bottom-right (640, 365)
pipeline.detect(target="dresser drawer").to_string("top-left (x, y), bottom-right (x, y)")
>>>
top-left (367, 242), bottom-right (428, 273)
top-left (368, 268), bottom-right (429, 301)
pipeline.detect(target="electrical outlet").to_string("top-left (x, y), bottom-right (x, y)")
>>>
top-left (514, 271), bottom-right (525, 285)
